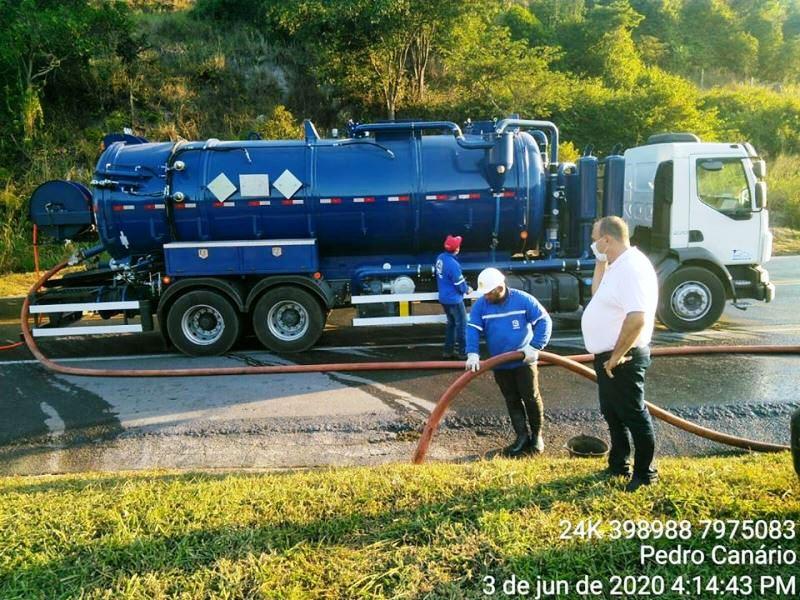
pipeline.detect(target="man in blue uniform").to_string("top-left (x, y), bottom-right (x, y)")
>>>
top-left (466, 268), bottom-right (552, 457)
top-left (436, 235), bottom-right (471, 359)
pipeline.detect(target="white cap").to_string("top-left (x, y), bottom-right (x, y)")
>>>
top-left (477, 267), bottom-right (505, 294)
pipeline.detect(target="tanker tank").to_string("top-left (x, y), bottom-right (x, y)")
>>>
top-left (59, 123), bottom-right (548, 261)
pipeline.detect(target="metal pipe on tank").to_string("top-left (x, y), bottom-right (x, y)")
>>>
top-left (495, 119), bottom-right (559, 164)
top-left (350, 121), bottom-right (494, 150)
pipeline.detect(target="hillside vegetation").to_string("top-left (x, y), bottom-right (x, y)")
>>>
top-left (2, 0), bottom-right (800, 272)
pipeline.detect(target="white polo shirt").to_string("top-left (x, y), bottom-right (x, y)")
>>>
top-left (580, 246), bottom-right (658, 355)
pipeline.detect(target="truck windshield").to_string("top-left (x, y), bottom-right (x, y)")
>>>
top-left (696, 158), bottom-right (752, 219)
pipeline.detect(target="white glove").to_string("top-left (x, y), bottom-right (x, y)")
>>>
top-left (521, 346), bottom-right (539, 364)
top-left (590, 241), bottom-right (607, 262)
top-left (465, 353), bottom-right (480, 372)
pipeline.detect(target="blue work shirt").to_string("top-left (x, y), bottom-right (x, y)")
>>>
top-left (466, 288), bottom-right (552, 370)
top-left (436, 252), bottom-right (469, 305)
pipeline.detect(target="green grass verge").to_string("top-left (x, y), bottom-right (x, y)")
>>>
top-left (1, 455), bottom-right (798, 598)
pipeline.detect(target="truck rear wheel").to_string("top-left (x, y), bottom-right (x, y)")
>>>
top-left (658, 266), bottom-right (726, 332)
top-left (166, 290), bottom-right (241, 356)
top-left (252, 287), bottom-right (324, 352)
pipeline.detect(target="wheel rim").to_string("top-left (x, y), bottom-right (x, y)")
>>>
top-left (671, 281), bottom-right (711, 321)
top-left (180, 304), bottom-right (225, 346)
top-left (266, 300), bottom-right (309, 342)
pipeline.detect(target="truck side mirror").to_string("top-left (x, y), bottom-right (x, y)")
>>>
top-left (753, 159), bottom-right (766, 179)
top-left (754, 181), bottom-right (767, 210)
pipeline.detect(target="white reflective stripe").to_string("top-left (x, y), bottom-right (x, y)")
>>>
top-left (482, 309), bottom-right (527, 320)
top-left (29, 301), bottom-right (140, 313)
top-left (154, 204), bottom-right (165, 209)
top-left (293, 200), bottom-right (304, 205)
top-left (458, 194), bottom-right (469, 199)
top-left (519, 323), bottom-right (533, 348)
top-left (351, 292), bottom-right (440, 304)
top-left (165, 239), bottom-right (315, 248)
top-left (387, 196), bottom-right (400, 201)
top-left (320, 199), bottom-right (332, 204)
top-left (454, 278), bottom-right (466, 285)
top-left (353, 315), bottom-right (447, 327)
top-left (468, 323), bottom-right (483, 331)
top-left (123, 205), bottom-right (135, 210)
top-left (32, 324), bottom-right (143, 337)
top-left (425, 195), bottom-right (437, 200)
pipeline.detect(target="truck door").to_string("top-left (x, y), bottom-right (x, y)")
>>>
top-left (689, 156), bottom-right (760, 265)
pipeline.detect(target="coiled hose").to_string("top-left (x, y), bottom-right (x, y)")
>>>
top-left (19, 260), bottom-right (798, 461)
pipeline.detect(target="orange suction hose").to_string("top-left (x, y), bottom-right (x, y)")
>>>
top-left (20, 260), bottom-right (797, 459)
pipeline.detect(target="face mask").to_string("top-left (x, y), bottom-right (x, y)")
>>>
top-left (591, 241), bottom-right (607, 262)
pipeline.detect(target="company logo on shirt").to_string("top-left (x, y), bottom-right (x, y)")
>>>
top-left (512, 319), bottom-right (520, 330)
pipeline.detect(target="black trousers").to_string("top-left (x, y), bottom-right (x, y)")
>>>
top-left (594, 347), bottom-right (657, 480)
top-left (493, 364), bottom-right (543, 438)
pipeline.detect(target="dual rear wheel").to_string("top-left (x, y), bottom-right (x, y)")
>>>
top-left (165, 287), bottom-right (324, 356)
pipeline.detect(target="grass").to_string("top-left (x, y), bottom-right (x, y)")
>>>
top-left (0, 272), bottom-right (38, 297)
top-left (773, 226), bottom-right (800, 256)
top-left (0, 454), bottom-right (798, 598)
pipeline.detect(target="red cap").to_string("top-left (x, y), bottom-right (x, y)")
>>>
top-left (444, 235), bottom-right (462, 252)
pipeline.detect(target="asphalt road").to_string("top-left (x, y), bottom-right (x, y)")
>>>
top-left (1, 256), bottom-right (798, 475)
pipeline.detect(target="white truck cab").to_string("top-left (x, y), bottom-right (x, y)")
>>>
top-left (624, 133), bottom-right (774, 331)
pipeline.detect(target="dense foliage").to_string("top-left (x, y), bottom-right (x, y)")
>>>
top-left (1, 0), bottom-right (800, 271)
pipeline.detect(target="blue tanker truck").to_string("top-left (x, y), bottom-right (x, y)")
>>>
top-left (28, 118), bottom-right (774, 356)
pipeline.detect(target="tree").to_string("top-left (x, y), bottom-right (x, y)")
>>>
top-left (677, 0), bottom-right (758, 83)
top-left (0, 0), bottom-right (132, 150)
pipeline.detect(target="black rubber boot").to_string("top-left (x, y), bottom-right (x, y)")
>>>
top-left (501, 403), bottom-right (530, 458)
top-left (526, 434), bottom-right (544, 455)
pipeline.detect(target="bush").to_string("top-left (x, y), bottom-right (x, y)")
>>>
top-left (767, 154), bottom-right (800, 228)
top-left (701, 85), bottom-right (800, 157)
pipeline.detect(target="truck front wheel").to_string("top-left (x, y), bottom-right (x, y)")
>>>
top-left (658, 266), bottom-right (726, 332)
top-left (166, 290), bottom-right (241, 356)
top-left (252, 287), bottom-right (324, 352)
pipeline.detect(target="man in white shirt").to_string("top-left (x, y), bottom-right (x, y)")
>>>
top-left (580, 216), bottom-right (659, 492)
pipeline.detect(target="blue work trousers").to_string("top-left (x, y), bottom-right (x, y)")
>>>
top-left (442, 301), bottom-right (467, 354)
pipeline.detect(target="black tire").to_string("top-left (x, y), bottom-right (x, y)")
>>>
top-left (252, 287), bottom-right (324, 352)
top-left (658, 266), bottom-right (726, 332)
top-left (166, 290), bottom-right (241, 356)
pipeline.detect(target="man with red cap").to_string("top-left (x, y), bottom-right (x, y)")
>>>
top-left (436, 235), bottom-right (471, 359)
